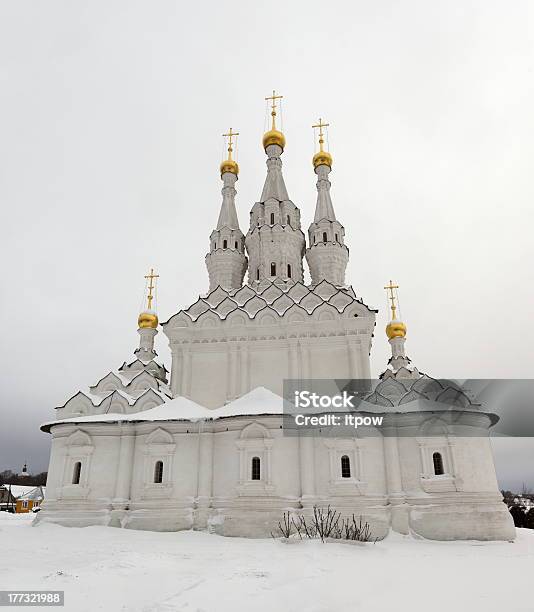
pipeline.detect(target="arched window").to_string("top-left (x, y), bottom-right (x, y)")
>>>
top-left (256, 268), bottom-right (260, 280)
top-left (313, 235), bottom-right (316, 244)
top-left (287, 214), bottom-right (290, 225)
top-left (234, 241), bottom-right (238, 249)
top-left (323, 232), bottom-right (327, 243)
top-left (251, 456), bottom-right (261, 480)
top-left (223, 239), bottom-right (227, 249)
top-left (341, 455), bottom-right (351, 478)
top-left (214, 242), bottom-right (217, 249)
top-left (432, 452), bottom-right (444, 476)
top-left (270, 212), bottom-right (275, 224)
top-left (154, 460), bottom-right (164, 484)
top-left (270, 262), bottom-right (276, 276)
top-left (287, 263), bottom-right (292, 278)
top-left (335, 233), bottom-right (339, 242)
top-left (72, 461), bottom-right (81, 485)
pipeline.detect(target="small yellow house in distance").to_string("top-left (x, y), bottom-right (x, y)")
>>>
top-left (15, 486), bottom-right (45, 513)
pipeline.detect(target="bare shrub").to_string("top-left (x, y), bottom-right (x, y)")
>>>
top-left (273, 506), bottom-right (376, 543)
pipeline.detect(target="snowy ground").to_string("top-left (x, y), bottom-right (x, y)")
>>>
top-left (0, 513), bottom-right (532, 612)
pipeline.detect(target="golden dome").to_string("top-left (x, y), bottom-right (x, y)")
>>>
top-left (220, 158), bottom-right (239, 176)
top-left (386, 320), bottom-right (407, 340)
top-left (138, 311), bottom-right (158, 329)
top-left (263, 128), bottom-right (286, 151)
top-left (313, 150), bottom-right (333, 169)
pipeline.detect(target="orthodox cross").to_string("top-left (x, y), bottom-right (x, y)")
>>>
top-left (384, 280), bottom-right (399, 320)
top-left (145, 268), bottom-right (159, 310)
top-left (265, 90), bottom-right (283, 130)
top-left (312, 118), bottom-right (330, 151)
top-left (222, 128), bottom-right (239, 159)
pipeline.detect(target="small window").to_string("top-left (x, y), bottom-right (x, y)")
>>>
top-left (223, 239), bottom-right (227, 249)
top-left (22, 500), bottom-right (28, 509)
top-left (323, 232), bottom-right (327, 243)
top-left (72, 461), bottom-right (81, 485)
top-left (335, 233), bottom-right (339, 242)
top-left (256, 268), bottom-right (260, 280)
top-left (313, 235), bottom-right (316, 244)
top-left (287, 214), bottom-right (290, 225)
top-left (214, 242), bottom-right (217, 249)
top-left (154, 460), bottom-right (164, 484)
top-left (270, 262), bottom-right (276, 276)
top-left (341, 455), bottom-right (351, 478)
top-left (433, 452), bottom-right (444, 476)
top-left (287, 263), bottom-right (292, 278)
top-left (251, 456), bottom-right (261, 480)
top-left (270, 212), bottom-right (275, 224)
top-left (235, 241), bottom-right (238, 249)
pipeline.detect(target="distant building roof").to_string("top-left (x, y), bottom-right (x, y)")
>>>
top-left (1, 485), bottom-right (40, 499)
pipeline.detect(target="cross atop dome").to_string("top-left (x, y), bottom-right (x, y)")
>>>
top-left (263, 90), bottom-right (286, 151)
top-left (384, 280), bottom-right (406, 340)
top-left (138, 269), bottom-right (159, 330)
top-left (312, 118), bottom-right (333, 170)
top-left (220, 128), bottom-right (240, 176)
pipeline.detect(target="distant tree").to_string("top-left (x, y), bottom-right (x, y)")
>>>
top-left (525, 508), bottom-right (534, 530)
top-left (521, 483), bottom-right (532, 496)
top-left (509, 505), bottom-right (527, 528)
top-left (501, 490), bottom-right (514, 504)
top-left (0, 469), bottom-right (47, 487)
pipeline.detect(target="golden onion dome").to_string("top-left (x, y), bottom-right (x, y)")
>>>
top-left (220, 158), bottom-right (239, 176)
top-left (138, 311), bottom-right (158, 329)
top-left (313, 150), bottom-right (333, 170)
top-left (386, 320), bottom-right (407, 340)
top-left (263, 128), bottom-right (286, 151)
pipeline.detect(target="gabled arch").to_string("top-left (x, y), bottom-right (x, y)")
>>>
top-left (66, 429), bottom-right (92, 447)
top-left (163, 311), bottom-right (191, 328)
top-left (90, 372), bottom-right (123, 394)
top-left (242, 295), bottom-right (269, 318)
top-left (146, 427), bottom-right (174, 445)
top-left (58, 391), bottom-right (95, 416)
top-left (127, 370), bottom-right (157, 392)
top-left (196, 311), bottom-right (220, 328)
top-left (254, 306), bottom-right (279, 325)
top-left (285, 303), bottom-right (308, 323)
top-left (313, 303), bottom-right (339, 321)
top-left (214, 297), bottom-right (239, 319)
top-left (226, 311), bottom-right (247, 327)
top-left (102, 391), bottom-right (130, 414)
top-left (134, 388), bottom-right (165, 412)
top-left (312, 279), bottom-right (338, 300)
top-left (240, 421), bottom-right (271, 440)
top-left (184, 298), bottom-right (211, 321)
top-left (436, 386), bottom-right (471, 408)
top-left (418, 416), bottom-right (450, 437)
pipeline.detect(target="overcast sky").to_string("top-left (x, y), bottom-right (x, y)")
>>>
top-left (0, 1), bottom-right (532, 490)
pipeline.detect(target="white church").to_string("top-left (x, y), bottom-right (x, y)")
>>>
top-left (37, 94), bottom-right (515, 540)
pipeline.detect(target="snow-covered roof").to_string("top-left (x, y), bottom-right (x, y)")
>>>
top-left (17, 486), bottom-right (45, 501)
top-left (42, 387), bottom-right (287, 432)
top-left (1, 485), bottom-right (38, 499)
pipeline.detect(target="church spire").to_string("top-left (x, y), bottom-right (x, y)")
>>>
top-left (383, 280), bottom-right (411, 373)
top-left (205, 129), bottom-right (247, 291)
top-left (246, 92), bottom-right (305, 286)
top-left (137, 269), bottom-right (159, 361)
top-left (306, 119), bottom-right (349, 286)
top-left (260, 90), bottom-right (289, 202)
top-left (217, 128), bottom-right (241, 230)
